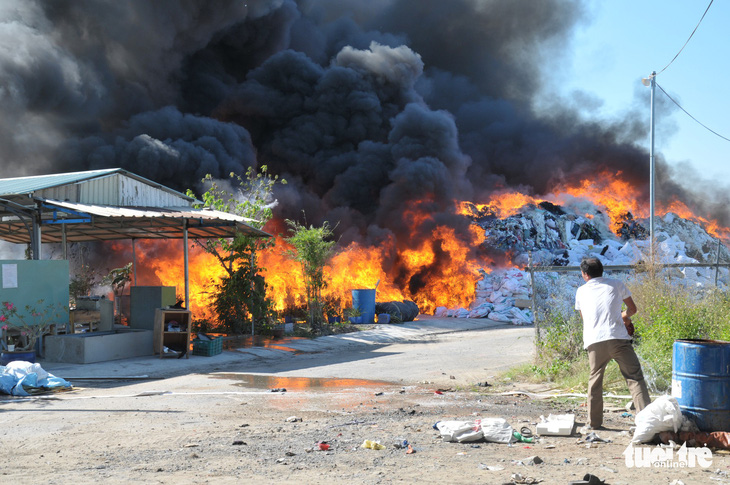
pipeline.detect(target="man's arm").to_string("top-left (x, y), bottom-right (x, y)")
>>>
top-left (622, 296), bottom-right (637, 322)
top-left (622, 296), bottom-right (637, 337)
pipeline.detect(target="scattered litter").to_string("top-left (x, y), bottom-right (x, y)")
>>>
top-left (476, 381), bottom-right (492, 387)
top-left (512, 430), bottom-right (533, 443)
top-left (509, 472), bottom-right (542, 484)
top-left (270, 388), bottom-right (287, 393)
top-left (573, 474), bottom-right (605, 485)
top-left (406, 444), bottom-right (414, 454)
top-left (182, 443), bottom-right (199, 448)
top-left (660, 430), bottom-right (730, 450)
top-left (523, 455), bottom-right (543, 465)
top-left (393, 440), bottom-right (409, 449)
top-left (621, 412), bottom-right (633, 418)
top-left (285, 451), bottom-right (296, 456)
top-left (478, 464), bottom-right (504, 471)
top-left (544, 444), bottom-right (555, 449)
top-left (317, 442), bottom-right (330, 451)
top-left (577, 432), bottom-right (611, 444)
top-left (331, 419), bottom-right (375, 427)
top-left (275, 458), bottom-right (287, 464)
top-left (520, 426), bottom-right (533, 438)
top-left (231, 440), bottom-right (247, 446)
top-left (361, 440), bottom-right (385, 450)
top-left (434, 390), bottom-right (443, 395)
top-left (536, 414), bottom-right (575, 436)
top-left (286, 416), bottom-right (302, 422)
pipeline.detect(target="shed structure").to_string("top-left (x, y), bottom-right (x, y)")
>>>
top-left (0, 168), bottom-right (270, 307)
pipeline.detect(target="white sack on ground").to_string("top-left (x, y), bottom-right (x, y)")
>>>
top-left (632, 395), bottom-right (683, 443)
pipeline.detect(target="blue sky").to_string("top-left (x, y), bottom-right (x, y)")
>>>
top-left (555, 0), bottom-right (730, 187)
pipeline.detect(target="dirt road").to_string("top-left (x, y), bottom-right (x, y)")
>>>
top-left (2, 320), bottom-right (728, 484)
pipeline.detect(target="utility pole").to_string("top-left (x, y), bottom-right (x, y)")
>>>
top-left (642, 71), bottom-right (656, 262)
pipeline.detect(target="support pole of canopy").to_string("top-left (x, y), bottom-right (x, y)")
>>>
top-left (62, 224), bottom-right (67, 260)
top-left (183, 220), bottom-right (190, 311)
top-left (31, 206), bottom-right (42, 260)
top-left (132, 239), bottom-right (137, 286)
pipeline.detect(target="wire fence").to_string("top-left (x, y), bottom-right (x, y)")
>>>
top-left (524, 259), bottom-right (730, 344)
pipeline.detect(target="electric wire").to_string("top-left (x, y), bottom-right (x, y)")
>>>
top-left (656, 0), bottom-right (714, 76)
top-left (656, 82), bottom-right (730, 143)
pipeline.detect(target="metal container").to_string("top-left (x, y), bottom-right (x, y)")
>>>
top-left (672, 339), bottom-right (730, 431)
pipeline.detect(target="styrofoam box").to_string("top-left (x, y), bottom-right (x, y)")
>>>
top-left (535, 414), bottom-right (575, 436)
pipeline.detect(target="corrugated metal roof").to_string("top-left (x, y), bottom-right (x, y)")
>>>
top-left (0, 169), bottom-right (120, 196)
top-left (0, 168), bottom-right (196, 204)
top-left (0, 198), bottom-right (269, 244)
top-left (45, 199), bottom-right (259, 224)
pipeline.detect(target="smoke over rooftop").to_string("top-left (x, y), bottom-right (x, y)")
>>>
top-left (3, 0), bottom-right (728, 248)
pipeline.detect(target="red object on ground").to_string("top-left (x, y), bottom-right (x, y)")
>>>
top-left (318, 442), bottom-right (330, 451)
top-left (434, 390), bottom-right (443, 395)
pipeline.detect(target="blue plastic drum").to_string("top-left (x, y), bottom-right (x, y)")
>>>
top-left (672, 339), bottom-right (730, 431)
top-left (351, 289), bottom-right (376, 324)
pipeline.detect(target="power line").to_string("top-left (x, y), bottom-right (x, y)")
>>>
top-left (656, 82), bottom-right (730, 143)
top-left (656, 0), bottom-right (714, 76)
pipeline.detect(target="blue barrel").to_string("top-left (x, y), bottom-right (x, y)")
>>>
top-left (672, 339), bottom-right (730, 431)
top-left (352, 289), bottom-right (376, 324)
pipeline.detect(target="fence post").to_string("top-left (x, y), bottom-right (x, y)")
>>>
top-left (528, 251), bottom-right (539, 344)
top-left (716, 239), bottom-right (721, 287)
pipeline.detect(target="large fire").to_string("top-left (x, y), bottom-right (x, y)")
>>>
top-left (127, 173), bottom-right (727, 325)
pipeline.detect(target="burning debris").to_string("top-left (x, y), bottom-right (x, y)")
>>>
top-left (6, 2), bottom-right (730, 330)
top-left (437, 198), bottom-right (730, 325)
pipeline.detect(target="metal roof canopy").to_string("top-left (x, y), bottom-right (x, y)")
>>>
top-left (0, 168), bottom-right (271, 311)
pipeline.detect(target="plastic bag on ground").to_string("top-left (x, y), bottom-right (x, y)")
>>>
top-left (632, 395), bottom-right (683, 443)
top-left (481, 418), bottom-right (514, 443)
top-left (0, 361), bottom-right (72, 396)
top-left (437, 420), bottom-right (483, 442)
top-left (437, 418), bottom-right (513, 443)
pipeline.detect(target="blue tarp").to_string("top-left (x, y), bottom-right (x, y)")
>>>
top-left (0, 361), bottom-right (72, 396)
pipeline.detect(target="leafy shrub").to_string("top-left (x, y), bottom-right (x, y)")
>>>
top-left (632, 274), bottom-right (730, 391)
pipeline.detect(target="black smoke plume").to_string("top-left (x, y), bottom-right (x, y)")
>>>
top-left (2, 0), bottom-right (726, 271)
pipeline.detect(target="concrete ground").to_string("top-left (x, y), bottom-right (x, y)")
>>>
top-left (39, 315), bottom-right (536, 388)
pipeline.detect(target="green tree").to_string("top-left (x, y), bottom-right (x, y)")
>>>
top-left (186, 166), bottom-right (285, 334)
top-left (102, 262), bottom-right (132, 324)
top-left (284, 218), bottom-right (337, 333)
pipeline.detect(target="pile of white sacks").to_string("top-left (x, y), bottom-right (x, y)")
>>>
top-left (436, 199), bottom-right (730, 325)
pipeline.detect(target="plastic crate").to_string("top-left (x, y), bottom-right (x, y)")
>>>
top-left (192, 337), bottom-right (223, 356)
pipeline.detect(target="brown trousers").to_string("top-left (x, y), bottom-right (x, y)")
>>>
top-left (587, 339), bottom-right (651, 428)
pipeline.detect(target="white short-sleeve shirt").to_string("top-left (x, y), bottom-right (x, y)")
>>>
top-left (575, 276), bottom-right (632, 349)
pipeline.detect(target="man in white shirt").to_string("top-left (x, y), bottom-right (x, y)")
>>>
top-left (575, 257), bottom-right (651, 429)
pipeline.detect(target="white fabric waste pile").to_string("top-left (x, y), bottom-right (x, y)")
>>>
top-left (632, 395), bottom-right (698, 443)
top-left (435, 268), bottom-right (532, 324)
top-left (436, 418), bottom-right (514, 443)
top-left (436, 197), bottom-right (730, 323)
top-left (0, 361), bottom-right (73, 396)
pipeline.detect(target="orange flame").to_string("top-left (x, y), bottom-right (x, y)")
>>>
top-left (458, 191), bottom-right (544, 218)
top-left (122, 174), bottom-right (728, 325)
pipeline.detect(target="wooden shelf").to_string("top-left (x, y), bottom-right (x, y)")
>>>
top-left (153, 309), bottom-right (191, 359)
